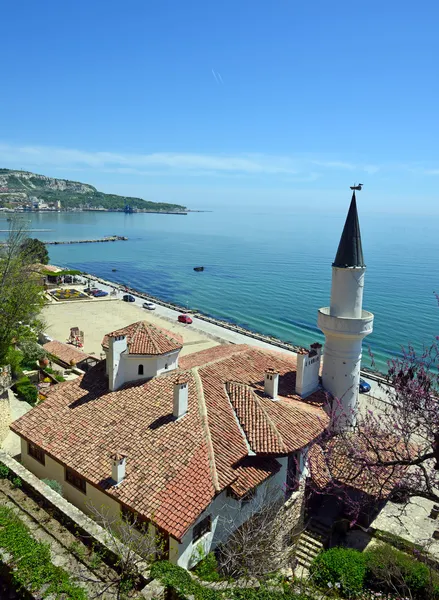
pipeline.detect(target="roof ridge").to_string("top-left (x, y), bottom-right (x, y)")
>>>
top-left (192, 367), bottom-right (220, 492)
top-left (224, 382), bottom-right (255, 455)
top-left (141, 321), bottom-right (161, 355)
top-left (252, 387), bottom-right (287, 453)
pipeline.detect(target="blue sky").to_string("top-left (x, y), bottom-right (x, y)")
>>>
top-left (1, 0), bottom-right (438, 212)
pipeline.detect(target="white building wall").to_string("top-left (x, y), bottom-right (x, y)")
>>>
top-left (20, 438), bottom-right (121, 522)
top-left (120, 350), bottom-right (179, 383)
top-left (176, 455), bottom-right (302, 570)
top-left (296, 351), bottom-right (321, 397)
top-left (329, 267), bottom-right (365, 319)
top-left (105, 349), bottom-right (179, 388)
top-left (108, 336), bottom-right (128, 391)
top-left (20, 436), bottom-right (307, 570)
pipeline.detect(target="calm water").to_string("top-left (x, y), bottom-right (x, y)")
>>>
top-left (3, 209), bottom-right (438, 372)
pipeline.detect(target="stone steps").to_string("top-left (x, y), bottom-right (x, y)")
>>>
top-left (294, 519), bottom-right (332, 571)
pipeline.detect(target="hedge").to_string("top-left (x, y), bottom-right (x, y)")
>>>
top-left (14, 376), bottom-right (38, 405)
top-left (365, 542), bottom-right (439, 599)
top-left (311, 547), bottom-right (367, 597)
top-left (151, 561), bottom-right (312, 600)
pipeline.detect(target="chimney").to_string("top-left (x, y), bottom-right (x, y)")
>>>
top-left (264, 368), bottom-right (279, 400)
top-left (296, 343), bottom-right (322, 397)
top-left (108, 334), bottom-right (127, 391)
top-left (173, 376), bottom-right (189, 419)
top-left (110, 453), bottom-right (126, 485)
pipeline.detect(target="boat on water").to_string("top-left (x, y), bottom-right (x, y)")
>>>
top-left (193, 266), bottom-right (204, 272)
top-left (112, 268), bottom-right (117, 272)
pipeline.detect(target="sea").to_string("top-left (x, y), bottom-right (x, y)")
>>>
top-left (2, 209), bottom-right (438, 373)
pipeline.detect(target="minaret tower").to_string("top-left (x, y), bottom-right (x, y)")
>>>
top-left (317, 190), bottom-right (374, 431)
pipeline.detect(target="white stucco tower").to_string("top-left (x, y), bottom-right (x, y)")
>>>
top-left (317, 191), bottom-right (374, 431)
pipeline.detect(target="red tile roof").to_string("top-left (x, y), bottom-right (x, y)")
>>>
top-left (229, 456), bottom-right (282, 497)
top-left (308, 436), bottom-right (409, 498)
top-left (102, 321), bottom-right (183, 356)
top-left (43, 341), bottom-right (95, 366)
top-left (11, 342), bottom-right (328, 540)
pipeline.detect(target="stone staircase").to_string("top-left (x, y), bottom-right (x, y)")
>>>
top-left (294, 519), bottom-right (332, 573)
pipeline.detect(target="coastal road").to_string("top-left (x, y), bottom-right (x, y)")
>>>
top-left (85, 276), bottom-right (300, 356)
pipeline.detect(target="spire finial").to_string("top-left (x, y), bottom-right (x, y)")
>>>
top-left (332, 189), bottom-right (365, 268)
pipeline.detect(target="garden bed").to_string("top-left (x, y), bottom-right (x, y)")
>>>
top-left (49, 288), bottom-right (89, 301)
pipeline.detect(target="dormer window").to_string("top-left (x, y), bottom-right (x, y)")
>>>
top-left (138, 364), bottom-right (144, 375)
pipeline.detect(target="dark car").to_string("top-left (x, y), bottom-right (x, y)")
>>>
top-left (92, 290), bottom-right (108, 297)
top-left (122, 294), bottom-right (135, 302)
top-left (178, 314), bottom-right (193, 324)
top-left (359, 378), bottom-right (371, 393)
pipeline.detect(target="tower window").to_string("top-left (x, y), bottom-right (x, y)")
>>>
top-left (138, 364), bottom-right (144, 375)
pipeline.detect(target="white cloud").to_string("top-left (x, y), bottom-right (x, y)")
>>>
top-left (0, 141), bottom-right (381, 179)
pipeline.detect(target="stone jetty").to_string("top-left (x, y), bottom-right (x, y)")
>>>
top-left (45, 235), bottom-right (128, 245)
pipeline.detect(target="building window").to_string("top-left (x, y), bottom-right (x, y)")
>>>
top-left (138, 364), bottom-right (144, 375)
top-left (121, 504), bottom-right (148, 531)
top-left (193, 515), bottom-right (211, 542)
top-left (65, 468), bottom-right (86, 493)
top-left (28, 442), bottom-right (45, 465)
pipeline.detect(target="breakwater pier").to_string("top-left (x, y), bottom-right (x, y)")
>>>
top-left (45, 235), bottom-right (128, 245)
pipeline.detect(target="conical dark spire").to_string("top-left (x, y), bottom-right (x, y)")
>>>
top-left (332, 192), bottom-right (365, 268)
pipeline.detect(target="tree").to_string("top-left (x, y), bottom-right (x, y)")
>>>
top-left (216, 486), bottom-right (299, 581)
top-left (83, 503), bottom-right (161, 599)
top-left (0, 221), bottom-right (46, 365)
top-left (308, 318), bottom-right (439, 522)
top-left (19, 237), bottom-right (49, 264)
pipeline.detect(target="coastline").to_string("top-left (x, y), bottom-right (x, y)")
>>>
top-left (83, 271), bottom-right (305, 354)
top-left (78, 269), bottom-right (385, 380)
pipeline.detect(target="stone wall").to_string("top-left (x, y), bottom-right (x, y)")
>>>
top-left (0, 365), bottom-right (11, 395)
top-left (0, 451), bottom-right (152, 585)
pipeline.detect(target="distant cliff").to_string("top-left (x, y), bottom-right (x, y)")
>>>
top-left (0, 169), bottom-right (187, 212)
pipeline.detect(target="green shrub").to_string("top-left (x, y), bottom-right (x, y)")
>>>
top-left (5, 346), bottom-right (23, 377)
top-left (0, 463), bottom-right (10, 478)
top-left (365, 542), bottom-right (438, 598)
top-left (11, 476), bottom-right (22, 488)
top-left (55, 374), bottom-right (66, 382)
top-left (0, 505), bottom-right (87, 599)
top-left (151, 561), bottom-right (220, 600)
top-left (311, 547), bottom-right (366, 597)
top-left (15, 377), bottom-right (38, 405)
top-left (20, 340), bottom-right (46, 365)
top-left (42, 479), bottom-right (63, 496)
top-left (152, 561), bottom-right (311, 600)
top-left (193, 551), bottom-right (221, 581)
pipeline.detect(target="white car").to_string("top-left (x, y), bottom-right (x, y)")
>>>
top-left (143, 302), bottom-right (155, 310)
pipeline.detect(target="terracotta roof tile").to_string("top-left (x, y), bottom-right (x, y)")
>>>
top-left (43, 341), bottom-right (95, 366)
top-left (308, 436), bottom-right (409, 498)
top-left (12, 341), bottom-right (328, 540)
top-left (229, 456), bottom-right (282, 497)
top-left (102, 321), bottom-right (183, 356)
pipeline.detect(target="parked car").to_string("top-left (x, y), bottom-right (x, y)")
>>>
top-left (84, 287), bottom-right (98, 294)
top-left (123, 294), bottom-right (135, 303)
top-left (92, 290), bottom-right (108, 297)
top-left (359, 378), bottom-right (371, 393)
top-left (178, 314), bottom-right (193, 324)
top-left (143, 302), bottom-right (155, 310)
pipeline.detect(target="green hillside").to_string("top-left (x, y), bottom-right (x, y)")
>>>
top-left (0, 169), bottom-right (187, 212)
